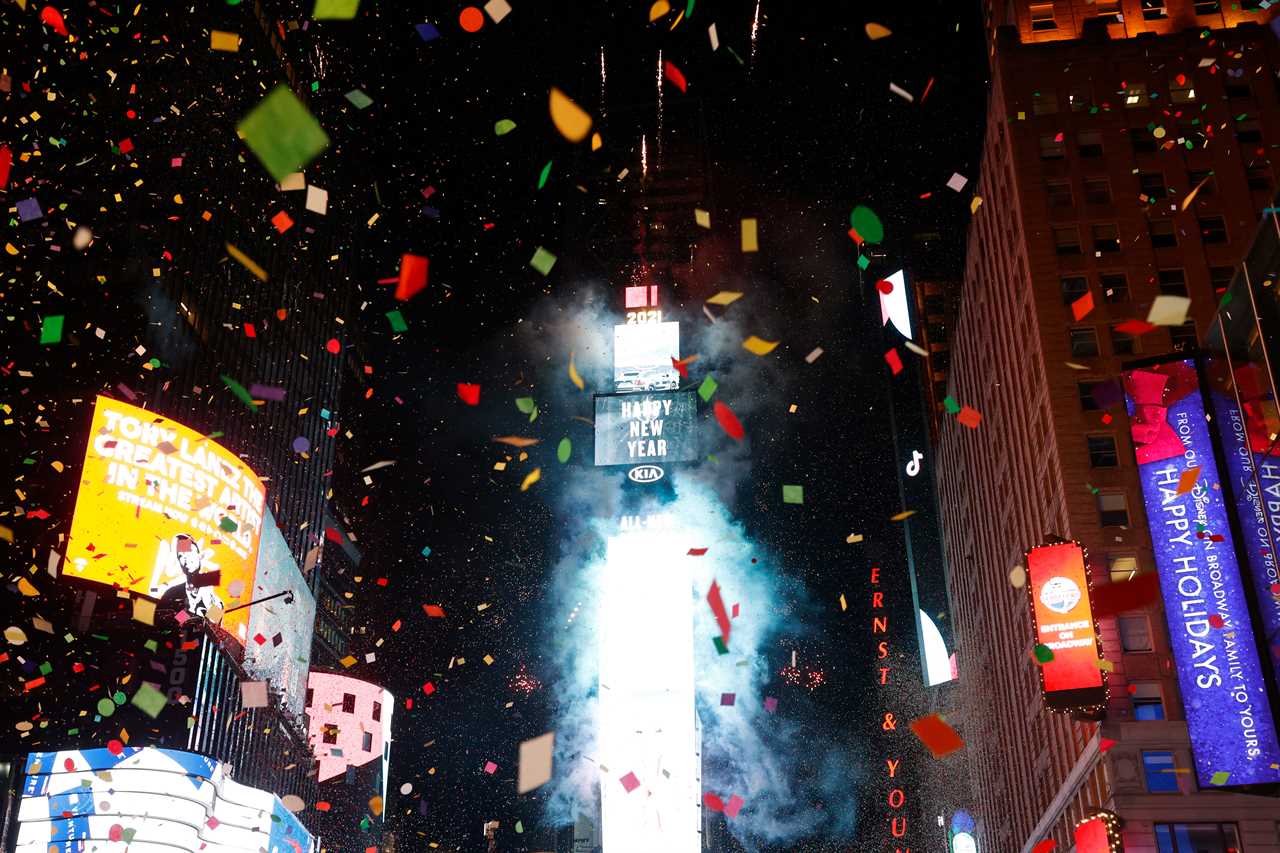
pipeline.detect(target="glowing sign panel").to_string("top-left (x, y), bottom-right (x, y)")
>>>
top-left (594, 392), bottom-right (698, 467)
top-left (1026, 542), bottom-right (1106, 710)
top-left (613, 322), bottom-right (679, 391)
top-left (66, 396), bottom-right (266, 646)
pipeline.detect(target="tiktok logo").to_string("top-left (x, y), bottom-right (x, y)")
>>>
top-left (905, 450), bottom-right (923, 478)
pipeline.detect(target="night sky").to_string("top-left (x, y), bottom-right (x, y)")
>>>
top-left (1, 0), bottom-right (987, 850)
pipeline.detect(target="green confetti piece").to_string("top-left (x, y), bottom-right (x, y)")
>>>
top-left (697, 375), bottom-right (718, 402)
top-left (530, 247), bottom-right (557, 276)
top-left (220, 374), bottom-right (256, 409)
top-left (712, 636), bottom-right (728, 655)
top-left (344, 89), bottom-right (373, 109)
top-left (495, 119), bottom-right (517, 136)
top-left (39, 661), bottom-right (52, 675)
top-left (557, 437), bottom-right (571, 464)
top-left (144, 640), bottom-right (158, 652)
top-left (112, 690), bottom-right (126, 704)
top-left (97, 698), bottom-right (116, 717)
top-left (421, 545), bottom-right (432, 557)
top-left (515, 821), bottom-right (524, 834)
top-left (1218, 290), bottom-right (1233, 310)
top-left (130, 683), bottom-right (168, 719)
top-left (312, 0), bottom-right (360, 18)
top-left (515, 397), bottom-right (536, 414)
top-left (686, 0), bottom-right (695, 16)
top-left (782, 484), bottom-right (804, 504)
top-left (537, 160), bottom-right (553, 190)
top-left (386, 310), bottom-right (408, 333)
top-left (857, 254), bottom-right (870, 270)
top-left (39, 315), bottom-right (64, 344)
top-left (1033, 643), bottom-right (1054, 664)
top-left (237, 85), bottom-right (330, 182)
top-left (850, 205), bottom-right (885, 243)
top-left (726, 45), bottom-right (744, 65)
top-left (943, 395), bottom-right (960, 414)
top-left (122, 828), bottom-right (137, 844)
top-left (219, 516), bottom-right (238, 532)
top-left (1210, 770), bottom-right (1230, 786)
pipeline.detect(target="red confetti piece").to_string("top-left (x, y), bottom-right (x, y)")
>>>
top-left (422, 682), bottom-right (436, 695)
top-left (395, 253), bottom-right (429, 301)
top-left (1099, 737), bottom-right (1117, 753)
top-left (423, 604), bottom-right (446, 618)
top-left (713, 400), bottom-right (744, 441)
top-left (457, 383), bottom-right (481, 406)
top-left (118, 138), bottom-right (134, 154)
top-left (244, 323), bottom-right (256, 338)
top-left (884, 348), bottom-right (903, 375)
top-left (0, 145), bottom-right (11, 189)
top-left (107, 739), bottom-right (124, 755)
top-left (271, 210), bottom-right (294, 233)
top-left (908, 713), bottom-right (965, 758)
top-left (702, 792), bottom-right (725, 812)
top-left (325, 338), bottom-right (341, 354)
top-left (725, 794), bottom-right (744, 818)
top-left (687, 547), bottom-right (708, 556)
top-left (664, 60), bottom-right (688, 93)
top-left (956, 406), bottom-right (983, 429)
top-left (1032, 840), bottom-right (1056, 853)
top-left (25, 677), bottom-right (46, 692)
top-left (315, 801), bottom-right (331, 812)
top-left (671, 355), bottom-right (688, 379)
top-left (876, 279), bottom-right (894, 294)
top-left (41, 6), bottom-right (69, 36)
top-left (63, 758), bottom-right (75, 771)
top-left (1209, 613), bottom-right (1225, 629)
top-left (109, 825), bottom-right (124, 842)
top-left (1114, 318), bottom-right (1157, 336)
top-left (707, 580), bottom-right (731, 646)
top-left (619, 771), bottom-right (640, 793)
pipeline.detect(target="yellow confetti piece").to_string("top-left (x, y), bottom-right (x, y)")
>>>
top-left (339, 654), bottom-right (358, 668)
top-left (549, 88), bottom-right (591, 143)
top-left (5, 243), bottom-right (19, 256)
top-left (742, 335), bottom-right (779, 356)
top-left (846, 533), bottom-right (863, 544)
top-left (1181, 174), bottom-right (1212, 211)
top-left (210, 30), bottom-right (240, 52)
top-left (970, 195), bottom-right (983, 214)
top-left (890, 509), bottom-right (917, 522)
top-left (568, 352), bottom-right (585, 390)
top-left (695, 208), bottom-right (711, 228)
top-left (1095, 658), bottom-right (1115, 672)
top-left (741, 217), bottom-right (759, 252)
top-left (17, 578), bottom-right (39, 597)
top-left (649, 0), bottom-right (670, 21)
top-left (520, 467), bottom-right (542, 492)
top-left (483, 654), bottom-right (494, 665)
top-left (865, 22), bottom-right (892, 39)
top-left (493, 436), bottom-right (540, 448)
top-left (225, 242), bottom-right (268, 281)
top-left (591, 132), bottom-right (603, 151)
top-left (706, 291), bottom-right (743, 306)
top-left (839, 593), bottom-right (847, 612)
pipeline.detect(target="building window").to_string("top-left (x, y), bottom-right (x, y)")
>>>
top-left (1149, 219), bottom-right (1177, 248)
top-left (1142, 751), bottom-right (1180, 792)
top-left (1154, 823), bottom-right (1243, 853)
top-left (1079, 381), bottom-right (1101, 411)
top-left (1108, 555), bottom-right (1139, 583)
top-left (1047, 180), bottom-right (1074, 209)
top-left (1187, 169), bottom-right (1215, 197)
top-left (1041, 134), bottom-right (1066, 160)
top-left (1141, 0), bottom-right (1167, 20)
top-left (1199, 216), bottom-right (1227, 244)
top-left (322, 725), bottom-right (339, 745)
top-left (1071, 327), bottom-right (1100, 358)
top-left (1033, 90), bottom-right (1059, 115)
top-left (1119, 614), bottom-right (1153, 651)
top-left (1208, 265), bottom-right (1234, 293)
top-left (1054, 226), bottom-right (1082, 255)
top-left (1111, 326), bottom-right (1138, 355)
top-left (1131, 128), bottom-right (1157, 154)
top-left (1068, 83), bottom-right (1093, 111)
top-left (1094, 0), bottom-right (1122, 21)
top-left (1132, 683), bottom-right (1166, 720)
top-left (1083, 177), bottom-right (1111, 204)
top-left (372, 701), bottom-right (382, 721)
top-left (1224, 81), bottom-right (1251, 100)
top-left (362, 731), bottom-right (374, 752)
top-left (1078, 131), bottom-right (1104, 158)
top-left (1088, 434), bottom-right (1119, 467)
top-left (1170, 75), bottom-right (1197, 103)
top-left (1192, 0), bottom-right (1221, 12)
top-left (1097, 492), bottom-right (1129, 527)
top-left (1030, 3), bottom-right (1058, 30)
top-left (1092, 223), bottom-right (1120, 253)
top-left (1139, 172), bottom-right (1166, 198)
top-left (1061, 276), bottom-right (1089, 304)
top-left (1100, 272), bottom-right (1129, 302)
top-left (306, 687), bottom-right (314, 708)
top-left (1247, 165), bottom-right (1273, 192)
top-left (1170, 321), bottom-right (1198, 351)
top-left (1125, 81), bottom-right (1150, 107)
top-left (1236, 117), bottom-right (1262, 144)
top-left (1158, 269), bottom-right (1187, 296)
top-left (341, 692), bottom-right (356, 713)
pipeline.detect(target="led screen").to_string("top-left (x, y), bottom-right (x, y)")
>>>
top-left (305, 672), bottom-right (394, 791)
top-left (1123, 359), bottom-right (1280, 787)
top-left (594, 391), bottom-right (699, 467)
top-left (65, 396), bottom-right (266, 646)
top-left (244, 510), bottom-right (315, 718)
top-left (1026, 542), bottom-right (1106, 710)
top-left (16, 747), bottom-right (313, 853)
top-left (613, 321), bottom-right (680, 392)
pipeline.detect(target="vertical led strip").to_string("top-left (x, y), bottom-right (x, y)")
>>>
top-left (598, 529), bottom-right (701, 853)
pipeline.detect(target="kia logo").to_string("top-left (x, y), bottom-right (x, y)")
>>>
top-left (628, 465), bottom-right (664, 483)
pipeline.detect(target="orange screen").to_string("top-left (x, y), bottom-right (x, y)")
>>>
top-left (65, 396), bottom-right (266, 644)
top-left (1028, 542), bottom-right (1104, 694)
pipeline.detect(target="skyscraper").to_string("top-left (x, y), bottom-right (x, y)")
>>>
top-left (937, 2), bottom-right (1280, 850)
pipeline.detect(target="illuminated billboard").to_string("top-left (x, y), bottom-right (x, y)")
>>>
top-left (1025, 541), bottom-right (1107, 712)
top-left (244, 510), bottom-right (315, 718)
top-left (305, 672), bottom-right (393, 800)
top-left (594, 391), bottom-right (699, 467)
top-left (65, 396), bottom-right (266, 646)
top-left (613, 321), bottom-right (680, 391)
top-left (1122, 359), bottom-right (1280, 787)
top-left (16, 747), bottom-right (314, 853)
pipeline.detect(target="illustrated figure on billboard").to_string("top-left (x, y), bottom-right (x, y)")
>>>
top-left (153, 533), bottom-right (223, 620)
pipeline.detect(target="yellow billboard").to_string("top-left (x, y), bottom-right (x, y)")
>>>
top-left (66, 396), bottom-right (266, 645)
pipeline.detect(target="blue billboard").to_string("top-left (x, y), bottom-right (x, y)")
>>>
top-left (1123, 359), bottom-right (1280, 787)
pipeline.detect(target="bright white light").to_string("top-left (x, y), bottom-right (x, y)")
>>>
top-left (879, 269), bottom-right (912, 340)
top-left (920, 609), bottom-right (954, 687)
top-left (952, 831), bottom-right (978, 853)
top-left (599, 528), bottom-right (701, 853)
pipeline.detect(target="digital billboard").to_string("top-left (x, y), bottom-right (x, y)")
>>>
top-left (1122, 359), bottom-right (1280, 787)
top-left (613, 321), bottom-right (680, 391)
top-left (245, 509), bottom-right (316, 718)
top-left (66, 396), bottom-right (266, 647)
top-left (305, 672), bottom-right (394, 796)
top-left (16, 747), bottom-right (314, 853)
top-left (594, 391), bottom-right (699, 467)
top-left (1025, 541), bottom-right (1107, 712)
